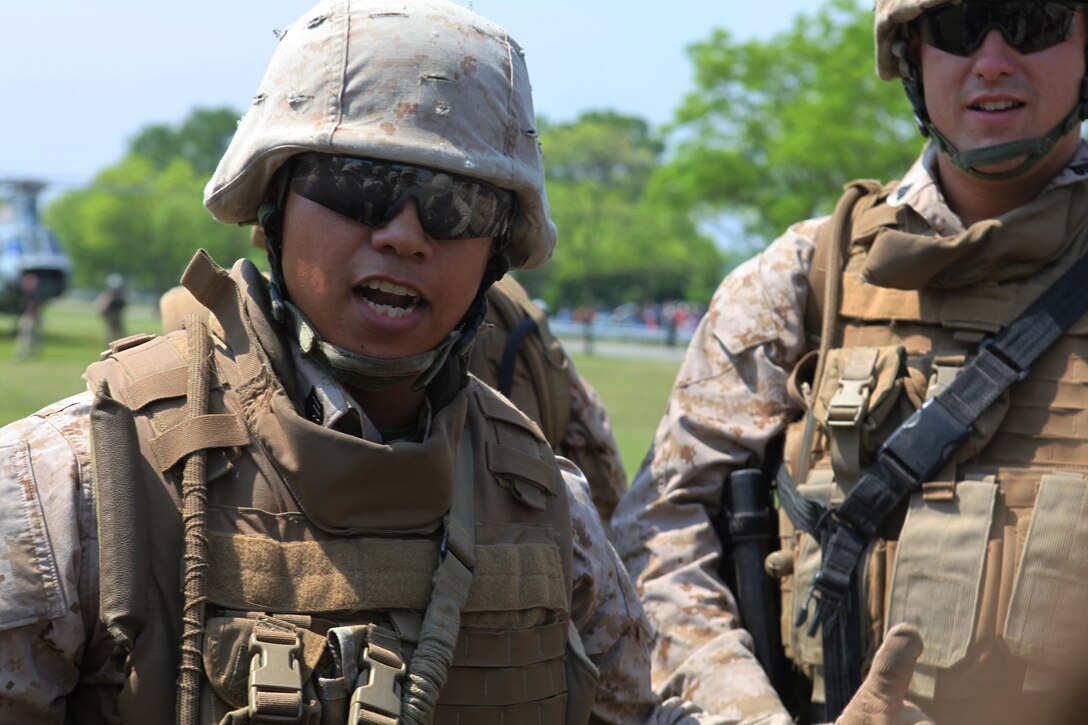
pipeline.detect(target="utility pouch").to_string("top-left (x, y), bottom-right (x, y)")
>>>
top-left (886, 479), bottom-right (997, 700)
top-left (812, 345), bottom-right (907, 491)
top-left (1004, 472), bottom-right (1088, 690)
top-left (202, 615), bottom-right (325, 724)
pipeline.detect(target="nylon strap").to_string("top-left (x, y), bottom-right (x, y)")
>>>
top-left (149, 414), bottom-right (250, 472)
top-left (794, 246), bottom-right (1088, 719)
top-left (120, 365), bottom-right (190, 410)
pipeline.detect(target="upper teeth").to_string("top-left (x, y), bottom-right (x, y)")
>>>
top-left (365, 279), bottom-right (419, 298)
top-left (976, 101), bottom-right (1018, 111)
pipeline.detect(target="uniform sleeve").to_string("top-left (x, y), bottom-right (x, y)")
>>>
top-left (0, 394), bottom-right (98, 724)
top-left (557, 367), bottom-right (628, 528)
top-left (563, 459), bottom-right (695, 724)
top-left (610, 224), bottom-right (822, 724)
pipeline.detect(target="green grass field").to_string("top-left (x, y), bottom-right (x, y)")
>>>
top-left (0, 299), bottom-right (680, 484)
top-left (0, 299), bottom-right (160, 424)
top-left (567, 351), bottom-right (678, 482)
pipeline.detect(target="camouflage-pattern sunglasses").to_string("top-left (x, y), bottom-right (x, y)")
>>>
top-left (289, 153), bottom-right (514, 240)
top-left (922, 1), bottom-right (1080, 57)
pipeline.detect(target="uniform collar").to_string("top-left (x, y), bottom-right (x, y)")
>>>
top-left (887, 139), bottom-right (1088, 238)
top-left (291, 342), bottom-right (432, 443)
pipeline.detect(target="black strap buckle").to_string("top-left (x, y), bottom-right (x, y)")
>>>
top-left (879, 397), bottom-right (971, 485)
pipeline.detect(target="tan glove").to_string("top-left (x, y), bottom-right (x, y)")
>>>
top-left (835, 624), bottom-right (935, 725)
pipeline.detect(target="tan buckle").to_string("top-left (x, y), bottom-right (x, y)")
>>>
top-left (248, 628), bottom-right (304, 723)
top-left (827, 377), bottom-right (870, 427)
top-left (348, 644), bottom-right (407, 723)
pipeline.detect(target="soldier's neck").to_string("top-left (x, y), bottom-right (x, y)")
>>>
top-left (936, 136), bottom-right (1079, 227)
top-left (350, 378), bottom-right (426, 433)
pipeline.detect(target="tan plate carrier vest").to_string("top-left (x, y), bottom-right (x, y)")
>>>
top-left (777, 181), bottom-right (1088, 724)
top-left (84, 252), bottom-right (598, 725)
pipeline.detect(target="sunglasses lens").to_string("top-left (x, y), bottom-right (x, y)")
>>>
top-left (290, 154), bottom-right (513, 240)
top-left (923, 2), bottom-right (1075, 56)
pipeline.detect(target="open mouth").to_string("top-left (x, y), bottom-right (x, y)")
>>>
top-left (355, 279), bottom-right (422, 318)
top-left (970, 100), bottom-right (1024, 112)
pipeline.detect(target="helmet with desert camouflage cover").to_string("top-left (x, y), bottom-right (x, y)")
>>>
top-left (204, 0), bottom-right (555, 272)
top-left (874, 0), bottom-right (1088, 179)
top-left (202, 0), bottom-right (555, 392)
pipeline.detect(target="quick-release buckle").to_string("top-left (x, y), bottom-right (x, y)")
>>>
top-left (348, 644), bottom-right (407, 724)
top-left (248, 628), bottom-right (304, 723)
top-left (879, 397), bottom-right (971, 484)
top-left (826, 378), bottom-right (870, 428)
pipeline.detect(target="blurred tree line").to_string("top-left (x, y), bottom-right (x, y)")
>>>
top-left (46, 0), bottom-right (919, 309)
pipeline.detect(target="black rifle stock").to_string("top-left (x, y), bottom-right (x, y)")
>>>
top-left (722, 468), bottom-right (789, 695)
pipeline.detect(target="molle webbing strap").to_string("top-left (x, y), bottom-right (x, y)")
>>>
top-left (149, 414), bottom-right (249, 472)
top-left (441, 656), bottom-right (566, 703)
top-left (177, 312), bottom-right (213, 725)
top-left (450, 618), bottom-right (567, 665)
top-left (119, 365), bottom-right (190, 410)
top-left (400, 431), bottom-right (477, 725)
top-left (803, 246), bottom-right (1088, 719)
top-left (90, 380), bottom-right (149, 651)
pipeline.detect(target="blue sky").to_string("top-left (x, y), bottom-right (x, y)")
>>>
top-left (1, 1), bottom-right (847, 188)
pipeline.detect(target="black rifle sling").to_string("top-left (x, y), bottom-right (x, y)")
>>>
top-left (497, 315), bottom-right (538, 397)
top-left (789, 247), bottom-right (1088, 719)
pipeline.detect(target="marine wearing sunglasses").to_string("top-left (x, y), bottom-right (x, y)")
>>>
top-left (893, 0), bottom-right (1088, 180)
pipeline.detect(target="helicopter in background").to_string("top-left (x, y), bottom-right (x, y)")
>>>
top-left (0, 179), bottom-right (72, 314)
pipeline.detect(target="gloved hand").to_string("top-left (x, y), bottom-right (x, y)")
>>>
top-left (834, 624), bottom-right (935, 725)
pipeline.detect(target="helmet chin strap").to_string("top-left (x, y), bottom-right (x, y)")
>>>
top-left (894, 38), bottom-right (1088, 181)
top-left (283, 298), bottom-right (466, 391)
top-left (925, 109), bottom-right (1081, 181)
top-left (259, 196), bottom-right (507, 395)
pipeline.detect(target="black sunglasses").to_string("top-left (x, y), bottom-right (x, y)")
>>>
top-left (922, 1), bottom-right (1080, 57)
top-left (290, 153), bottom-right (514, 241)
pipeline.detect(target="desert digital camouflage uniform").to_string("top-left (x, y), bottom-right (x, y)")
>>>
top-left (612, 141), bottom-right (1088, 724)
